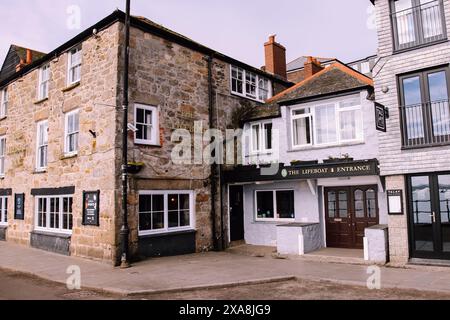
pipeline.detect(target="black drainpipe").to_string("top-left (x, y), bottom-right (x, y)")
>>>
top-left (206, 54), bottom-right (223, 251)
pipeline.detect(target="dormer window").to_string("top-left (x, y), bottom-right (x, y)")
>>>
top-left (390, 0), bottom-right (446, 51)
top-left (230, 65), bottom-right (272, 102)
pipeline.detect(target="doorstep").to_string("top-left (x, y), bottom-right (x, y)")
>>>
top-left (294, 248), bottom-right (370, 266)
top-left (401, 258), bottom-right (450, 271)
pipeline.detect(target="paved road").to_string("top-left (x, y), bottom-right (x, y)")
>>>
top-left (2, 269), bottom-right (450, 300)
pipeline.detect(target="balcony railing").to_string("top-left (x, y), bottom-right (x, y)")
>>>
top-left (391, 0), bottom-right (447, 51)
top-left (400, 100), bottom-right (450, 148)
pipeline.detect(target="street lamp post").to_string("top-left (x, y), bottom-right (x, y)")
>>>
top-left (120, 0), bottom-right (131, 269)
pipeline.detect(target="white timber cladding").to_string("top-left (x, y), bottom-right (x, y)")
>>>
top-left (230, 65), bottom-right (273, 102)
top-left (373, 0), bottom-right (450, 175)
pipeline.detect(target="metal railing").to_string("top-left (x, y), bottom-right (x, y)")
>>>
top-left (400, 100), bottom-right (450, 148)
top-left (391, 0), bottom-right (446, 50)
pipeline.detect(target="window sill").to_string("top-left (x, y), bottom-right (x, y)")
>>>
top-left (62, 81), bottom-right (80, 92)
top-left (0, 175), bottom-right (5, 180)
top-left (288, 140), bottom-right (365, 153)
top-left (60, 152), bottom-right (78, 160)
top-left (0, 224), bottom-right (7, 228)
top-left (230, 92), bottom-right (266, 104)
top-left (393, 38), bottom-right (448, 56)
top-left (138, 228), bottom-right (196, 238)
top-left (32, 229), bottom-right (72, 238)
top-left (134, 140), bottom-right (162, 148)
top-left (33, 169), bottom-right (47, 174)
top-left (0, 116), bottom-right (7, 121)
top-left (34, 97), bottom-right (48, 105)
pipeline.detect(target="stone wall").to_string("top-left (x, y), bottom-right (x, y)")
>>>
top-left (0, 22), bottom-right (121, 264)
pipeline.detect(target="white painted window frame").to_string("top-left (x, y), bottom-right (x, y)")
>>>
top-left (138, 190), bottom-right (196, 236)
top-left (230, 65), bottom-right (272, 103)
top-left (0, 196), bottom-right (8, 226)
top-left (36, 120), bottom-right (49, 171)
top-left (34, 195), bottom-right (73, 235)
top-left (38, 64), bottom-right (50, 100)
top-left (290, 98), bottom-right (364, 150)
top-left (254, 189), bottom-right (296, 222)
top-left (64, 109), bottom-right (79, 156)
top-left (0, 88), bottom-right (8, 118)
top-left (67, 46), bottom-right (82, 85)
top-left (0, 136), bottom-right (6, 178)
top-left (134, 104), bottom-right (159, 146)
top-left (249, 121), bottom-right (273, 154)
top-left (291, 108), bottom-right (313, 148)
top-left (360, 62), bottom-right (370, 74)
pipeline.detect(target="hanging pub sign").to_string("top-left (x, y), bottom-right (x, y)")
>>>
top-left (375, 102), bottom-right (388, 132)
top-left (14, 193), bottom-right (25, 220)
top-left (82, 190), bottom-right (100, 226)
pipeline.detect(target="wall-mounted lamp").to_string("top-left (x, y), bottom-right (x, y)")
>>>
top-left (381, 86), bottom-right (389, 94)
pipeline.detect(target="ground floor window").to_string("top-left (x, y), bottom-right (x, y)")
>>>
top-left (138, 191), bottom-right (195, 236)
top-left (255, 190), bottom-right (295, 221)
top-left (35, 195), bottom-right (73, 234)
top-left (0, 196), bottom-right (7, 225)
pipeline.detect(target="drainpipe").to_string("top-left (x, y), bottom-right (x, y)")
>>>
top-left (120, 0), bottom-right (131, 268)
top-left (206, 55), bottom-right (223, 251)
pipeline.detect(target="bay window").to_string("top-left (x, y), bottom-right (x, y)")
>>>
top-left (256, 190), bottom-right (295, 221)
top-left (291, 97), bottom-right (363, 148)
top-left (0, 196), bottom-right (7, 225)
top-left (230, 65), bottom-right (272, 102)
top-left (1, 88), bottom-right (7, 118)
top-left (250, 121), bottom-right (273, 153)
top-left (35, 195), bottom-right (73, 234)
top-left (38, 64), bottom-right (50, 100)
top-left (36, 120), bottom-right (49, 170)
top-left (138, 191), bottom-right (195, 235)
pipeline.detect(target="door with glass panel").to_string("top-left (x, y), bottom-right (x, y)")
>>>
top-left (409, 173), bottom-right (450, 259)
top-left (399, 67), bottom-right (450, 147)
top-left (325, 186), bottom-right (379, 249)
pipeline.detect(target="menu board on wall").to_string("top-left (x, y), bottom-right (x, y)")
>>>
top-left (14, 193), bottom-right (25, 220)
top-left (82, 190), bottom-right (100, 226)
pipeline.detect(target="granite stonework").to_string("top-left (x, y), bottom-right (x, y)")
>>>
top-left (0, 16), bottom-right (290, 265)
top-left (364, 224), bottom-right (389, 265)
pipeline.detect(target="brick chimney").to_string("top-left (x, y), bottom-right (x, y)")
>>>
top-left (264, 35), bottom-right (287, 80)
top-left (304, 56), bottom-right (324, 79)
top-left (15, 49), bottom-right (33, 72)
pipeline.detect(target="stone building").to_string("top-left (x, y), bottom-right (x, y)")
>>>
top-left (0, 10), bottom-right (292, 265)
top-left (372, 0), bottom-right (450, 265)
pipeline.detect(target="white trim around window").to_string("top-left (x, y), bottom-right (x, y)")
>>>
top-left (0, 196), bottom-right (8, 226)
top-left (254, 189), bottom-right (295, 222)
top-left (34, 195), bottom-right (73, 235)
top-left (0, 88), bottom-right (8, 118)
top-left (0, 136), bottom-right (6, 178)
top-left (36, 120), bottom-right (49, 171)
top-left (134, 104), bottom-right (159, 146)
top-left (38, 64), bottom-right (50, 100)
top-left (138, 190), bottom-right (195, 236)
top-left (64, 109), bottom-right (79, 156)
top-left (67, 46), bottom-right (82, 85)
top-left (230, 65), bottom-right (272, 102)
top-left (249, 121), bottom-right (273, 154)
top-left (290, 96), bottom-right (364, 149)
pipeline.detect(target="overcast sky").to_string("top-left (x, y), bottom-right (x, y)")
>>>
top-left (0, 0), bottom-right (377, 69)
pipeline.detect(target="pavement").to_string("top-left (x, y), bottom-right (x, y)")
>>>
top-left (1, 241), bottom-right (450, 296)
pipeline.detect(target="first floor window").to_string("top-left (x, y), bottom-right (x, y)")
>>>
top-left (0, 88), bottom-right (7, 118)
top-left (38, 64), bottom-right (50, 100)
top-left (230, 65), bottom-right (272, 102)
top-left (35, 196), bottom-right (73, 233)
top-left (65, 110), bottom-right (79, 154)
top-left (138, 191), bottom-right (194, 235)
top-left (0, 196), bottom-right (7, 225)
top-left (292, 108), bottom-right (312, 147)
top-left (134, 104), bottom-right (159, 145)
top-left (256, 190), bottom-right (295, 220)
top-left (315, 104), bottom-right (337, 144)
top-left (250, 121), bottom-right (272, 153)
top-left (36, 120), bottom-right (49, 170)
top-left (68, 46), bottom-right (82, 85)
top-left (0, 136), bottom-right (5, 176)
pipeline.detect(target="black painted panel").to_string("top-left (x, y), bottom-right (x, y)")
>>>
top-left (31, 186), bottom-right (75, 196)
top-left (138, 230), bottom-right (196, 258)
top-left (0, 227), bottom-right (6, 241)
top-left (0, 189), bottom-right (12, 196)
top-left (30, 231), bottom-right (71, 256)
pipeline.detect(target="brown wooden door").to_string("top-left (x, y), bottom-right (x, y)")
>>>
top-left (325, 186), bottom-right (379, 249)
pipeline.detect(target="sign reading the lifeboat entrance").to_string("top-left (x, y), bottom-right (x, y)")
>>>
top-left (280, 161), bottom-right (378, 180)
